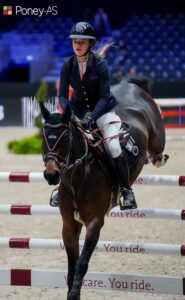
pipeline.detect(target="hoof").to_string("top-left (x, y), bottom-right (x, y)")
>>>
top-left (154, 154), bottom-right (169, 168)
top-left (164, 154), bottom-right (169, 162)
top-left (144, 153), bottom-right (152, 165)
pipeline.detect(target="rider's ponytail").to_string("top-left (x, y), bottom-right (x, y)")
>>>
top-left (94, 42), bottom-right (114, 58)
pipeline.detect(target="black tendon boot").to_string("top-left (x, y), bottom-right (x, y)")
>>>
top-left (114, 152), bottom-right (137, 210)
top-left (50, 188), bottom-right (59, 207)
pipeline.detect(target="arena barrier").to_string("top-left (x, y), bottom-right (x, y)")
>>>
top-left (0, 268), bottom-right (185, 295)
top-left (0, 172), bottom-right (185, 186)
top-left (0, 237), bottom-right (185, 256)
top-left (22, 97), bottom-right (185, 128)
top-left (0, 204), bottom-right (185, 220)
top-left (155, 98), bottom-right (185, 128)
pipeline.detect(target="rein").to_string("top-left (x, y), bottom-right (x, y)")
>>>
top-left (62, 124), bottom-right (88, 174)
top-left (80, 120), bottom-right (128, 148)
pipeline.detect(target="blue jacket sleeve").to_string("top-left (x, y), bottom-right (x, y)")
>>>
top-left (91, 59), bottom-right (110, 121)
top-left (58, 60), bottom-right (71, 110)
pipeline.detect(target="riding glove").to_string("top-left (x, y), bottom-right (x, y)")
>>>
top-left (81, 117), bottom-right (95, 130)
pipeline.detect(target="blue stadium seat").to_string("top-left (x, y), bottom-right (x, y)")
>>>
top-left (1, 14), bottom-right (184, 82)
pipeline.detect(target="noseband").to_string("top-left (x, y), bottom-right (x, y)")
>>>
top-left (42, 122), bottom-right (88, 174)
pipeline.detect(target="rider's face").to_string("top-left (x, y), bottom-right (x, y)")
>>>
top-left (72, 39), bottom-right (90, 57)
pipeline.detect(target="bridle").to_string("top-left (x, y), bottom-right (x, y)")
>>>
top-left (42, 122), bottom-right (70, 169)
top-left (42, 122), bottom-right (88, 174)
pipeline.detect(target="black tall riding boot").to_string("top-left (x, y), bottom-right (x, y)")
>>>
top-left (114, 152), bottom-right (137, 210)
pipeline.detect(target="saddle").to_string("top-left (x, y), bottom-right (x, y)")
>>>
top-left (82, 122), bottom-right (141, 184)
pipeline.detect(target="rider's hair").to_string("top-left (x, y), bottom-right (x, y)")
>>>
top-left (94, 42), bottom-right (114, 58)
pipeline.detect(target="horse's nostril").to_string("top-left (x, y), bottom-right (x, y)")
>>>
top-left (43, 170), bottom-right (49, 180)
top-left (44, 170), bottom-right (60, 185)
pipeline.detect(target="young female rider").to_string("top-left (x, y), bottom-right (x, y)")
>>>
top-left (58, 21), bottom-right (137, 210)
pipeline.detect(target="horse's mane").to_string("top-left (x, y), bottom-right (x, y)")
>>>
top-left (128, 77), bottom-right (152, 95)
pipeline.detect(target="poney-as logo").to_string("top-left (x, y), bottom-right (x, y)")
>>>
top-left (3, 6), bottom-right (58, 17)
top-left (3, 6), bottom-right (12, 15)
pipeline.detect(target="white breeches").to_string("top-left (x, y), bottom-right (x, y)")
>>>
top-left (96, 111), bottom-right (122, 158)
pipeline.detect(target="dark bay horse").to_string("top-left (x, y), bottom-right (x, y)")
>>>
top-left (40, 79), bottom-right (168, 300)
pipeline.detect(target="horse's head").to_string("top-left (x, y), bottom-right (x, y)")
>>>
top-left (40, 102), bottom-right (72, 185)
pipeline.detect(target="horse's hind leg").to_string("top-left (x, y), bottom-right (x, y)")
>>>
top-left (62, 217), bottom-right (82, 298)
top-left (68, 217), bottom-right (104, 300)
top-left (150, 153), bottom-right (169, 167)
top-left (148, 130), bottom-right (169, 168)
top-left (145, 152), bottom-right (169, 167)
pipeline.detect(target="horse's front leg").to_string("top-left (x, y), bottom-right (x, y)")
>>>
top-left (62, 217), bottom-right (82, 298)
top-left (68, 217), bottom-right (104, 300)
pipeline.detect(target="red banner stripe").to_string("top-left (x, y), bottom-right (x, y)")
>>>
top-left (11, 269), bottom-right (31, 286)
top-left (165, 124), bottom-right (185, 128)
top-left (162, 110), bottom-right (185, 117)
top-left (183, 278), bottom-right (185, 295)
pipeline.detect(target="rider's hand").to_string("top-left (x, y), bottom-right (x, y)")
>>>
top-left (81, 116), bottom-right (95, 130)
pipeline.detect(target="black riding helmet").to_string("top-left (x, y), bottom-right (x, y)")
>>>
top-left (69, 22), bottom-right (96, 47)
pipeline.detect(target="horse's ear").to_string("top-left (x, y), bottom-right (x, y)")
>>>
top-left (62, 104), bottom-right (72, 123)
top-left (39, 102), bottom-right (50, 121)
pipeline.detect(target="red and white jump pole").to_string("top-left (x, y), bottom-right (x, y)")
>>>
top-left (0, 237), bottom-right (185, 256)
top-left (0, 172), bottom-right (185, 186)
top-left (0, 204), bottom-right (185, 220)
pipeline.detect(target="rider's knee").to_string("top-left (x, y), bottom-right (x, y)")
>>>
top-left (107, 140), bottom-right (122, 158)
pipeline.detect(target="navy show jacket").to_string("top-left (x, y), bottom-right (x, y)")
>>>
top-left (59, 52), bottom-right (117, 121)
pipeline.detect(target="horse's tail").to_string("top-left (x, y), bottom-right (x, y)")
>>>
top-left (128, 77), bottom-right (152, 95)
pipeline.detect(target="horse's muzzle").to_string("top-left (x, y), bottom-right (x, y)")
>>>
top-left (44, 170), bottom-right (60, 185)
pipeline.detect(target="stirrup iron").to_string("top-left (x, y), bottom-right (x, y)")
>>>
top-left (50, 187), bottom-right (59, 207)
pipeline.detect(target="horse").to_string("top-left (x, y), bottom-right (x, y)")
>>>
top-left (40, 78), bottom-right (168, 300)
